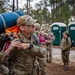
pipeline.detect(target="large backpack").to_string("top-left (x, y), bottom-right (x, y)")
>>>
top-left (70, 38), bottom-right (73, 48)
top-left (66, 37), bottom-right (73, 48)
top-left (33, 33), bottom-right (40, 46)
top-left (39, 33), bottom-right (46, 44)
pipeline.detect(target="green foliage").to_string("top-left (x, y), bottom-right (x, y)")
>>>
top-left (22, 0), bottom-right (75, 26)
top-left (0, 1), bottom-right (6, 13)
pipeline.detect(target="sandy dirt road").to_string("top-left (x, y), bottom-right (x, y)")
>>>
top-left (46, 47), bottom-right (75, 75)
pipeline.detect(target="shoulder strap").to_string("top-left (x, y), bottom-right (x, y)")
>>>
top-left (33, 33), bottom-right (40, 46)
top-left (66, 37), bottom-right (68, 44)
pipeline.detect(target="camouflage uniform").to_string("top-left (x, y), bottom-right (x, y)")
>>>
top-left (0, 31), bottom-right (46, 75)
top-left (34, 23), bottom-right (49, 75)
top-left (45, 31), bottom-right (55, 63)
top-left (60, 31), bottom-right (71, 67)
top-left (0, 34), bottom-right (9, 75)
top-left (0, 15), bottom-right (46, 75)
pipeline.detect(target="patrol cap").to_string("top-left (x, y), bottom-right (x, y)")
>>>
top-left (17, 15), bottom-right (37, 26)
top-left (34, 23), bottom-right (40, 30)
top-left (63, 31), bottom-right (70, 36)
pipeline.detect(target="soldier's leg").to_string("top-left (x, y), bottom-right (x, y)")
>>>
top-left (46, 51), bottom-right (48, 62)
top-left (66, 55), bottom-right (69, 66)
top-left (61, 51), bottom-right (66, 66)
top-left (49, 48), bottom-right (52, 63)
top-left (64, 55), bottom-right (69, 71)
top-left (46, 45), bottom-right (52, 63)
top-left (61, 51), bottom-right (64, 63)
top-left (65, 50), bottom-right (70, 66)
top-left (61, 51), bottom-right (66, 71)
top-left (46, 51), bottom-right (49, 62)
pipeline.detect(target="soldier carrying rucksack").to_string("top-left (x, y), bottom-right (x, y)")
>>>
top-left (60, 31), bottom-right (71, 71)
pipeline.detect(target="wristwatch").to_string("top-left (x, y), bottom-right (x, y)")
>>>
top-left (29, 44), bottom-right (33, 49)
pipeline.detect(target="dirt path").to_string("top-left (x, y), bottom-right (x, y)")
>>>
top-left (46, 62), bottom-right (75, 75)
top-left (46, 47), bottom-right (75, 75)
top-left (52, 48), bottom-right (75, 63)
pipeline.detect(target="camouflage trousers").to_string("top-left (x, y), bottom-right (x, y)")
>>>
top-left (61, 50), bottom-right (70, 66)
top-left (46, 45), bottom-right (52, 63)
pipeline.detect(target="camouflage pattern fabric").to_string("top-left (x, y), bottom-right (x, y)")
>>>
top-left (35, 30), bottom-right (48, 75)
top-left (0, 64), bottom-right (9, 75)
top-left (0, 31), bottom-right (46, 75)
top-left (45, 31), bottom-right (55, 63)
top-left (46, 44), bottom-right (52, 63)
top-left (61, 50), bottom-right (70, 65)
top-left (60, 37), bottom-right (71, 66)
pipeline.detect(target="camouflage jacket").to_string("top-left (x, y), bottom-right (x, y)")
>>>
top-left (0, 32), bottom-right (46, 74)
top-left (60, 37), bottom-right (71, 51)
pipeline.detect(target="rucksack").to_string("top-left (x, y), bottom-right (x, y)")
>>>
top-left (70, 38), bottom-right (73, 48)
top-left (48, 33), bottom-right (54, 40)
top-left (39, 33), bottom-right (46, 44)
top-left (33, 33), bottom-right (40, 46)
top-left (66, 37), bottom-right (73, 48)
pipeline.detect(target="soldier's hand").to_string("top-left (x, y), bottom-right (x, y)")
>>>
top-left (20, 43), bottom-right (30, 50)
top-left (5, 39), bottom-right (22, 56)
top-left (11, 39), bottom-right (22, 49)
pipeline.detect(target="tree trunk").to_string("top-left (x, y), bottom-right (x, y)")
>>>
top-left (12, 0), bottom-right (15, 12)
top-left (16, 0), bottom-right (18, 10)
top-left (27, 0), bottom-right (29, 14)
top-left (52, 0), bottom-right (54, 23)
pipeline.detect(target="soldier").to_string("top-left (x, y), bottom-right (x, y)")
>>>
top-left (0, 33), bottom-right (9, 75)
top-left (60, 31), bottom-right (71, 71)
top-left (34, 23), bottom-right (50, 75)
top-left (0, 15), bottom-right (46, 75)
top-left (46, 29), bottom-right (55, 63)
top-left (45, 29), bottom-right (55, 63)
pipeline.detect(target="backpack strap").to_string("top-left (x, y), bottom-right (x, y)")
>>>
top-left (66, 37), bottom-right (68, 44)
top-left (33, 33), bottom-right (40, 46)
top-left (2, 41), bottom-right (11, 51)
